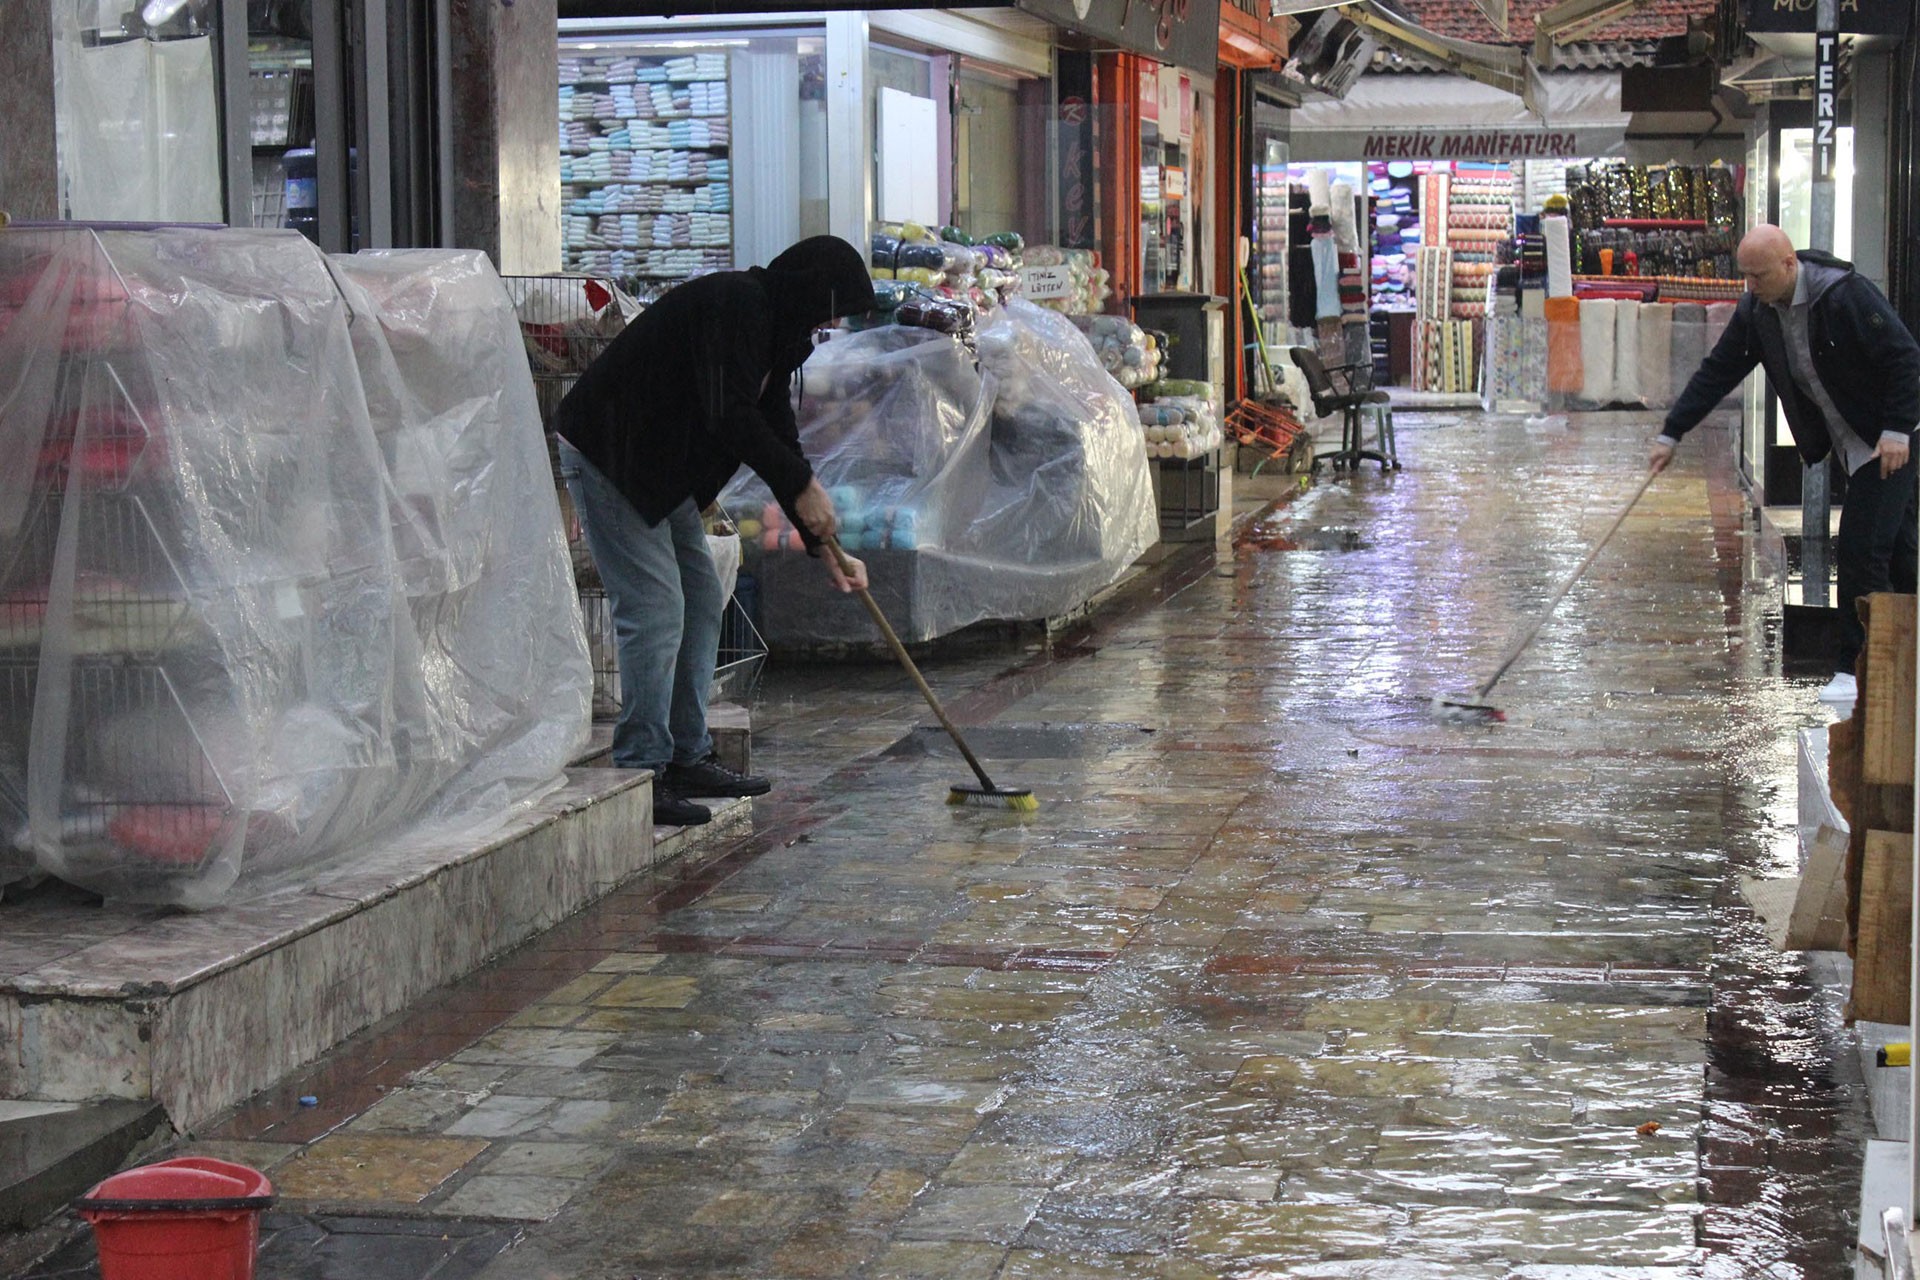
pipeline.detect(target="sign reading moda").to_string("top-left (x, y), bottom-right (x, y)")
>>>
top-left (1362, 130), bottom-right (1591, 158)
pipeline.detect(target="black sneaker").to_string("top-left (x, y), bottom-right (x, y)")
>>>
top-left (653, 784), bottom-right (711, 827)
top-left (664, 753), bottom-right (772, 798)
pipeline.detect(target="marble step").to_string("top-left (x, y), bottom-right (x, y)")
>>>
top-left (0, 1100), bottom-right (167, 1232)
top-left (0, 765), bottom-right (751, 1135)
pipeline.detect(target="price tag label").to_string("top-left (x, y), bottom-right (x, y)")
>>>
top-left (1019, 266), bottom-right (1074, 300)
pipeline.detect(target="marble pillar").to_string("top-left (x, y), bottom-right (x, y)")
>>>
top-left (0, 3), bottom-right (59, 219)
top-left (450, 0), bottom-right (561, 274)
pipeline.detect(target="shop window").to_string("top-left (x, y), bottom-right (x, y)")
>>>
top-left (558, 31), bottom-right (827, 287)
top-left (952, 66), bottom-right (1047, 246)
top-left (1776, 126), bottom-right (1854, 261)
top-left (52, 0), bottom-right (225, 222)
top-left (1773, 125), bottom-right (1853, 462)
top-left (1139, 68), bottom-right (1203, 296)
top-left (246, 3), bottom-right (316, 236)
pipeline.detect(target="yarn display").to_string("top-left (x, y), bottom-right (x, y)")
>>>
top-left (1069, 314), bottom-right (1163, 389)
top-left (1023, 245), bottom-right (1112, 314)
top-left (1137, 394), bottom-right (1222, 459)
top-left (871, 222), bottom-right (1024, 312)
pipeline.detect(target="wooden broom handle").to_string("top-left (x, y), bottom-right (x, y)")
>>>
top-left (822, 535), bottom-right (997, 791)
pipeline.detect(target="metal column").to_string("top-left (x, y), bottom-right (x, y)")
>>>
top-left (824, 12), bottom-right (871, 255)
top-left (1801, 6), bottom-right (1840, 607)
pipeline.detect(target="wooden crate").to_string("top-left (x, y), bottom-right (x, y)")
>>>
top-left (1832, 593), bottom-right (1917, 1022)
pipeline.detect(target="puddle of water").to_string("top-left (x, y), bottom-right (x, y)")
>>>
top-left (1239, 526), bottom-right (1370, 554)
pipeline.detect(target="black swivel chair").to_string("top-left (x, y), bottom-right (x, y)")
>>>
top-left (1290, 347), bottom-right (1399, 473)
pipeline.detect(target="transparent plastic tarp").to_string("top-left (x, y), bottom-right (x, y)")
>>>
top-left (0, 228), bottom-right (590, 907)
top-left (722, 300), bottom-right (1157, 646)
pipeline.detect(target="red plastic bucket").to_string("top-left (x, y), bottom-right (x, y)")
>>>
top-left (76, 1157), bottom-right (276, 1280)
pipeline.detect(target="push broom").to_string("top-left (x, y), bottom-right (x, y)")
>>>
top-left (823, 535), bottom-right (1038, 811)
top-left (1433, 468), bottom-right (1658, 725)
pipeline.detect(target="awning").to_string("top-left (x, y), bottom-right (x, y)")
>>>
top-left (1287, 69), bottom-right (1630, 160)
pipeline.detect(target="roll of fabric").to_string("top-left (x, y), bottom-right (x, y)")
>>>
top-left (1638, 302), bottom-right (1673, 408)
top-left (1704, 301), bottom-right (1737, 351)
top-left (1312, 233), bottom-right (1342, 321)
top-left (1330, 181), bottom-right (1360, 254)
top-left (1703, 302), bottom-right (1740, 407)
top-left (1612, 300), bottom-right (1641, 404)
top-left (1307, 167), bottom-right (1333, 213)
top-left (1580, 298), bottom-right (1617, 403)
top-left (1544, 216), bottom-right (1574, 297)
top-left (1545, 296), bottom-right (1583, 393)
top-left (1670, 303), bottom-right (1708, 394)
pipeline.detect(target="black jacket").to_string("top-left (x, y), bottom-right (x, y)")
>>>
top-left (1665, 250), bottom-right (1920, 464)
top-left (555, 236), bottom-right (876, 531)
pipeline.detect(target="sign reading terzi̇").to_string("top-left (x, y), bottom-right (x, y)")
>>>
top-left (1814, 32), bottom-right (1838, 179)
top-left (1355, 131), bottom-right (1593, 159)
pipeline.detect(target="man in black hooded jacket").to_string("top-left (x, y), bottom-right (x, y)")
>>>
top-left (1652, 224), bottom-right (1920, 702)
top-left (556, 235), bottom-right (876, 826)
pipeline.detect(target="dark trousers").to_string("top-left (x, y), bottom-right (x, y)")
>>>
top-left (1836, 456), bottom-right (1920, 668)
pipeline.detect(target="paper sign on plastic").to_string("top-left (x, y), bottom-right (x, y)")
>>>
top-left (1019, 266), bottom-right (1075, 300)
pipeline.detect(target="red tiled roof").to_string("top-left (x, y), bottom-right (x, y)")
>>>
top-left (1397, 0), bottom-right (1713, 44)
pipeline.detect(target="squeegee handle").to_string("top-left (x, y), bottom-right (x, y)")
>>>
top-left (1475, 469), bottom-right (1658, 701)
top-left (823, 536), bottom-right (998, 791)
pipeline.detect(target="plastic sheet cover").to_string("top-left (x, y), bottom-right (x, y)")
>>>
top-left (0, 228), bottom-right (591, 906)
top-left (721, 300), bottom-right (1156, 646)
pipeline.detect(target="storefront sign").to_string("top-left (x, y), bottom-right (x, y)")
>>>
top-left (1745, 0), bottom-right (1909, 35)
top-left (1019, 266), bottom-right (1076, 300)
top-left (1814, 31), bottom-right (1838, 178)
top-left (1350, 130), bottom-right (1600, 159)
top-left (1018, 0), bottom-right (1220, 74)
top-left (1163, 166), bottom-right (1187, 198)
top-left (1057, 50), bottom-right (1097, 251)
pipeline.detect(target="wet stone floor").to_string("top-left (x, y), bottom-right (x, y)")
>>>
top-left (20, 409), bottom-right (1868, 1279)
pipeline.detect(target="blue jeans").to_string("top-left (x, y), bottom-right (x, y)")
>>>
top-left (558, 439), bottom-right (720, 775)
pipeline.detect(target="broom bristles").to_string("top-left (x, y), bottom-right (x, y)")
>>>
top-left (947, 786), bottom-right (1039, 811)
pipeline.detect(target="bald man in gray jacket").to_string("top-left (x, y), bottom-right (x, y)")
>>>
top-left (1651, 224), bottom-right (1920, 702)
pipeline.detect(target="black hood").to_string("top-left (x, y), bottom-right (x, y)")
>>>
top-left (753, 236), bottom-right (876, 370)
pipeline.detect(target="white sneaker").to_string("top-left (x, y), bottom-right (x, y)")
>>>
top-left (1817, 672), bottom-right (1857, 705)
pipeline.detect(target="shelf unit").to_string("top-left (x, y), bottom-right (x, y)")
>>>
top-left (0, 249), bottom-right (240, 895)
top-left (557, 50), bottom-right (735, 285)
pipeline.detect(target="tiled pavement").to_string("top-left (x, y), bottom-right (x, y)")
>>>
top-left (16, 410), bottom-right (1867, 1278)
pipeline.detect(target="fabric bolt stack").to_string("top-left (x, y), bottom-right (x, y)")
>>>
top-left (1544, 296), bottom-right (1583, 393)
top-left (1413, 244), bottom-right (1453, 391)
top-left (648, 84), bottom-right (691, 115)
top-left (1518, 289), bottom-right (1548, 402)
top-left (1311, 224), bottom-right (1341, 324)
top-left (1612, 300), bottom-right (1642, 403)
top-left (667, 119), bottom-right (730, 148)
top-left (1657, 275), bottom-right (1745, 302)
top-left (1638, 302), bottom-right (1674, 408)
top-left (1369, 171), bottom-right (1417, 314)
top-left (559, 51), bottom-right (734, 282)
top-left (1421, 171), bottom-right (1450, 244)
top-left (1487, 290), bottom-right (1530, 404)
top-left (664, 53), bottom-right (728, 81)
